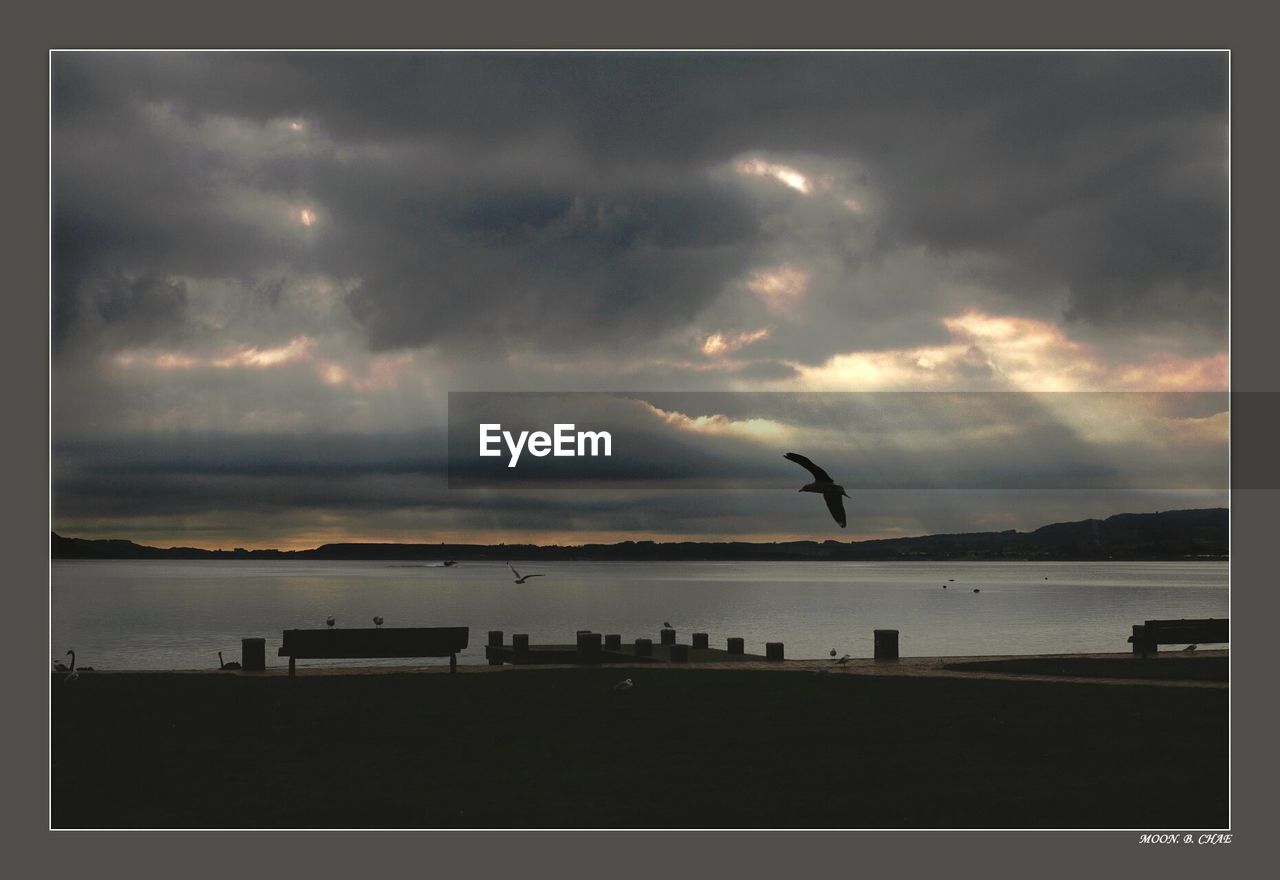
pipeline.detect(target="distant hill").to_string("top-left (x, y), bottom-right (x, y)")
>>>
top-left (52, 508), bottom-right (1228, 562)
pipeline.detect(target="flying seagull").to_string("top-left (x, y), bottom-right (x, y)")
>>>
top-left (509, 564), bottom-right (545, 584)
top-left (784, 452), bottom-right (850, 528)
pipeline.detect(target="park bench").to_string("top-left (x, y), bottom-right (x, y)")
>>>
top-left (1127, 618), bottom-right (1228, 655)
top-left (278, 626), bottom-right (470, 675)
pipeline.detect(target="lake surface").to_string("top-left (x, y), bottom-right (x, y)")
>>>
top-left (50, 559), bottom-right (1229, 670)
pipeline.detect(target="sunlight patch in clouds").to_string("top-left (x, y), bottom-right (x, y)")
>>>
top-left (639, 401), bottom-right (796, 444)
top-left (734, 157), bottom-right (815, 194)
top-left (748, 265), bottom-right (810, 314)
top-left (789, 310), bottom-right (1228, 392)
top-left (701, 327), bottom-right (770, 356)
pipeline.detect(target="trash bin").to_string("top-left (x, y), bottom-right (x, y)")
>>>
top-left (874, 629), bottom-right (899, 660)
top-left (242, 637), bottom-right (266, 671)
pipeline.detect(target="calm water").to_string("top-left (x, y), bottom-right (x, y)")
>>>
top-left (50, 559), bottom-right (1229, 670)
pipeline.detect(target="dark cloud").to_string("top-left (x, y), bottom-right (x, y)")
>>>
top-left (49, 52), bottom-right (1230, 544)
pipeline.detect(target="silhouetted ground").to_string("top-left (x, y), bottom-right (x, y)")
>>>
top-left (51, 667), bottom-right (1227, 828)
top-left (944, 655), bottom-right (1229, 682)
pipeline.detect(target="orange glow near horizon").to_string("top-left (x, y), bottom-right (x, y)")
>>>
top-left (55, 526), bottom-right (901, 553)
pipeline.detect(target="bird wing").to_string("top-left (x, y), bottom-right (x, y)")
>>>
top-left (524, 573), bottom-right (545, 579)
top-left (509, 564), bottom-right (520, 578)
top-left (784, 452), bottom-right (833, 483)
top-left (823, 490), bottom-right (847, 528)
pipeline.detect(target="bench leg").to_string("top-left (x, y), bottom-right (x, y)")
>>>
top-left (450, 653), bottom-right (457, 674)
top-left (289, 656), bottom-right (296, 677)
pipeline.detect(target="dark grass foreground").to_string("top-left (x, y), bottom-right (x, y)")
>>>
top-left (944, 655), bottom-right (1229, 682)
top-left (52, 668), bottom-right (1227, 828)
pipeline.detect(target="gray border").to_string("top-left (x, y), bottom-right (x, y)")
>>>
top-left (13, 1), bottom-right (1275, 877)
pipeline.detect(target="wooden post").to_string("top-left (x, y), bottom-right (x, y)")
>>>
top-left (660, 628), bottom-right (676, 645)
top-left (488, 630), bottom-right (504, 666)
top-left (513, 633), bottom-right (530, 654)
top-left (604, 634), bottom-right (622, 651)
top-left (635, 638), bottom-right (653, 657)
top-left (242, 637), bottom-right (266, 672)
top-left (670, 644), bottom-right (689, 662)
top-left (727, 637), bottom-right (744, 655)
top-left (288, 655), bottom-right (296, 677)
top-left (450, 653), bottom-right (457, 673)
top-left (874, 629), bottom-right (899, 660)
top-left (692, 633), bottom-right (709, 649)
top-left (576, 631), bottom-right (602, 664)
top-left (766, 642), bottom-right (784, 661)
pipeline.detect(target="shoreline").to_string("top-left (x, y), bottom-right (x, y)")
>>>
top-left (68, 649), bottom-right (1230, 688)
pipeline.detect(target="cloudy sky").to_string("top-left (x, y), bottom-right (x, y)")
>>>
top-left (51, 52), bottom-right (1229, 549)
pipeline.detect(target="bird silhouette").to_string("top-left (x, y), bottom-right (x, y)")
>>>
top-left (829, 648), bottom-right (837, 657)
top-left (509, 564), bottom-right (545, 584)
top-left (62, 650), bottom-right (79, 683)
top-left (373, 616), bottom-right (384, 628)
top-left (326, 616), bottom-right (335, 628)
top-left (663, 621), bottom-right (673, 629)
top-left (218, 651), bottom-right (242, 670)
top-left (1183, 644), bottom-right (1198, 652)
top-left (785, 452), bottom-right (849, 528)
top-left (835, 654), bottom-right (852, 664)
top-left (613, 678), bottom-right (634, 691)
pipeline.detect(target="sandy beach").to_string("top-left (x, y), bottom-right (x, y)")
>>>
top-left (51, 653), bottom-right (1228, 829)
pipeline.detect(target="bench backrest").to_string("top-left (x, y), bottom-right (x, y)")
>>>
top-left (1136, 618), bottom-right (1228, 644)
top-left (279, 627), bottom-right (470, 659)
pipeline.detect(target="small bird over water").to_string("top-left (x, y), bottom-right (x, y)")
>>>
top-left (785, 452), bottom-right (850, 528)
top-left (509, 564), bottom-right (545, 584)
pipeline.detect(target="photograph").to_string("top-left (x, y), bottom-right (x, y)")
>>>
top-left (49, 49), bottom-right (1229, 830)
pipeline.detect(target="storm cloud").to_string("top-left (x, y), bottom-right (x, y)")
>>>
top-left (50, 52), bottom-right (1229, 547)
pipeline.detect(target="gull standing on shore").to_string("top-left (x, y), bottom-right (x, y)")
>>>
top-left (784, 452), bottom-right (850, 528)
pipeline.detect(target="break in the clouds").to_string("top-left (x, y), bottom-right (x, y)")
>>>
top-left (50, 52), bottom-right (1229, 547)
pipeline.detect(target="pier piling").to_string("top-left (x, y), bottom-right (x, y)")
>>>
top-left (874, 629), bottom-right (900, 660)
